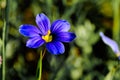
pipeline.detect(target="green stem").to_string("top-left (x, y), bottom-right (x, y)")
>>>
top-left (2, 0), bottom-right (9, 80)
top-left (2, 19), bottom-right (6, 80)
top-left (42, 48), bottom-right (46, 60)
top-left (104, 65), bottom-right (120, 80)
top-left (112, 0), bottom-right (120, 45)
top-left (38, 50), bottom-right (42, 80)
top-left (38, 48), bottom-right (46, 80)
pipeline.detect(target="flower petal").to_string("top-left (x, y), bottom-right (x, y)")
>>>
top-left (46, 41), bottom-right (65, 55)
top-left (26, 36), bottom-right (45, 48)
top-left (54, 32), bottom-right (76, 42)
top-left (36, 13), bottom-right (50, 35)
top-left (99, 32), bottom-right (119, 53)
top-left (51, 20), bottom-right (70, 33)
top-left (19, 24), bottom-right (40, 37)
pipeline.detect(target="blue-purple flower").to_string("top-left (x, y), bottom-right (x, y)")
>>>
top-left (99, 32), bottom-right (120, 60)
top-left (19, 13), bottom-right (76, 55)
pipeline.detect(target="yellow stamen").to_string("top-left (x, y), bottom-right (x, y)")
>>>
top-left (42, 30), bottom-right (52, 42)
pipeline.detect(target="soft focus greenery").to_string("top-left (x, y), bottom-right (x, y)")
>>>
top-left (0, 0), bottom-right (120, 80)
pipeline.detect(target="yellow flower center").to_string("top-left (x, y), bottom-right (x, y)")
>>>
top-left (42, 30), bottom-right (52, 42)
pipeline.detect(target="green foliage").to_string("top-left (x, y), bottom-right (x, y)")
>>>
top-left (0, 0), bottom-right (120, 80)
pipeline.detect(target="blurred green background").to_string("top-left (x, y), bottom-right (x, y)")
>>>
top-left (0, 0), bottom-right (120, 80)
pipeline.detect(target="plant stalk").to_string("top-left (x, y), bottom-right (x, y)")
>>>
top-left (2, 19), bottom-right (6, 80)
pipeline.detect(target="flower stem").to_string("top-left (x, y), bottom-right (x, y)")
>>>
top-left (42, 48), bottom-right (46, 59)
top-left (2, 19), bottom-right (6, 80)
top-left (2, 0), bottom-right (9, 79)
top-left (38, 50), bottom-right (42, 80)
top-left (112, 0), bottom-right (120, 45)
top-left (38, 48), bottom-right (46, 80)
